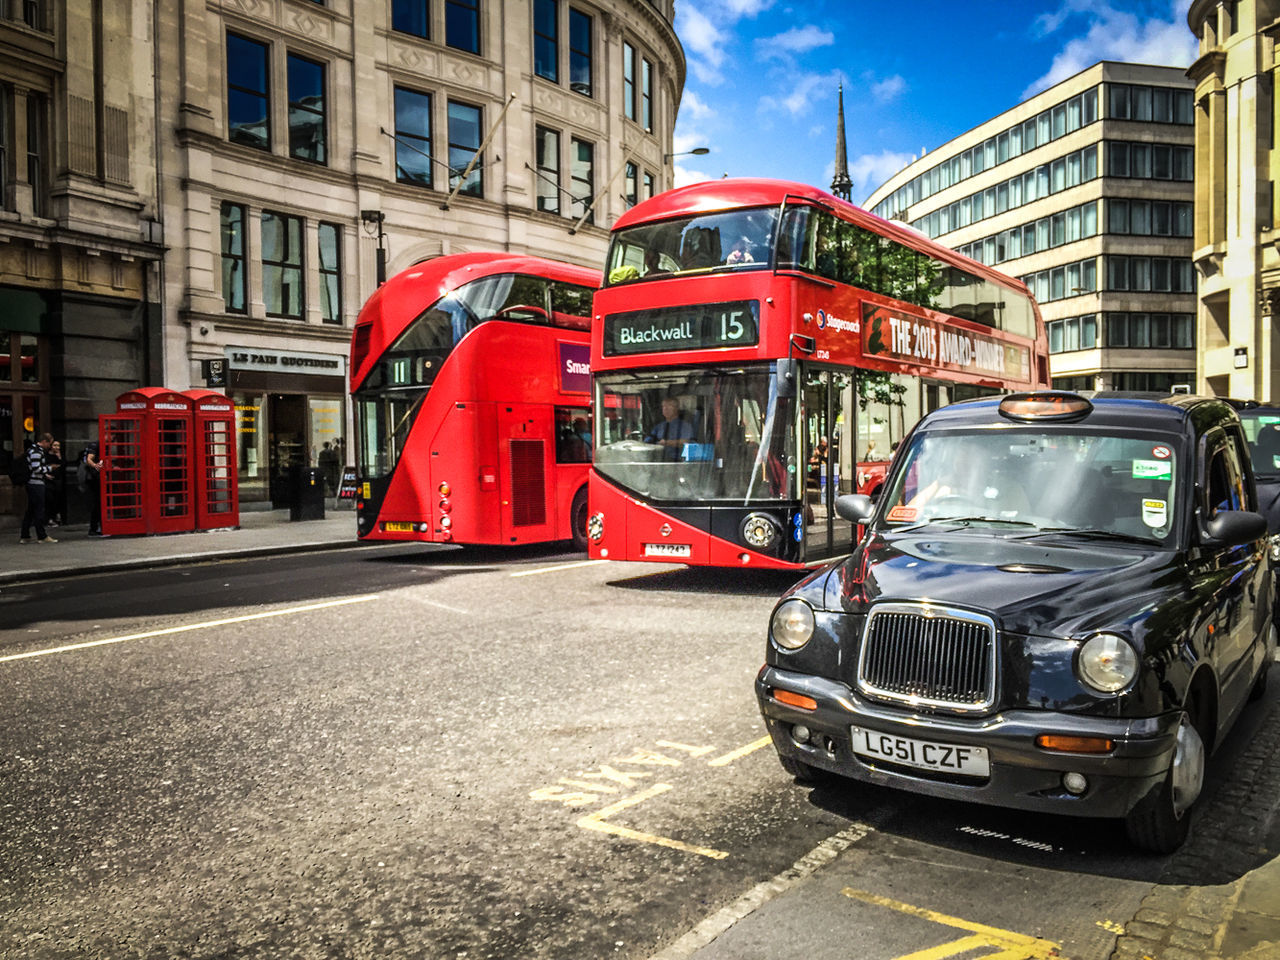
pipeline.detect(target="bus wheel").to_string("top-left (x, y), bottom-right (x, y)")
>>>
top-left (570, 487), bottom-right (589, 552)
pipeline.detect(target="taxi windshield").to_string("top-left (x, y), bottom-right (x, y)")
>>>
top-left (1236, 408), bottom-right (1280, 478)
top-left (879, 429), bottom-right (1179, 543)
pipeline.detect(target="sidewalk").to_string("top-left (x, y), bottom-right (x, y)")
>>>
top-left (0, 507), bottom-right (362, 585)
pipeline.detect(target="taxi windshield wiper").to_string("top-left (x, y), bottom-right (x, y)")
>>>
top-left (1015, 527), bottom-right (1157, 545)
top-left (886, 516), bottom-right (1038, 533)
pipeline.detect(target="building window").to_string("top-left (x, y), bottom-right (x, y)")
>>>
top-left (570, 137), bottom-right (593, 223)
top-left (1106, 83), bottom-right (1194, 124)
top-left (1112, 371), bottom-right (1195, 392)
top-left (569, 8), bottom-right (592, 97)
top-left (318, 223), bottom-right (342, 324)
top-left (448, 100), bottom-right (483, 197)
top-left (641, 57), bottom-right (653, 131)
top-left (1046, 315), bottom-right (1097, 354)
top-left (227, 33), bottom-right (271, 150)
top-left (394, 87), bottom-right (433, 188)
top-left (535, 125), bottom-right (560, 213)
top-left (262, 211), bottom-right (304, 319)
top-left (0, 86), bottom-right (9, 211)
top-left (220, 202), bottom-right (247, 314)
top-left (643, 170), bottom-right (654, 199)
top-left (26, 92), bottom-right (49, 218)
top-left (623, 42), bottom-right (636, 121)
top-left (446, 0), bottom-right (480, 54)
top-left (1106, 312), bottom-right (1195, 349)
top-left (624, 161), bottom-right (637, 208)
top-left (534, 0), bottom-right (557, 82)
top-left (1104, 257), bottom-right (1195, 294)
top-left (392, 0), bottom-right (429, 38)
top-left (287, 54), bottom-right (326, 164)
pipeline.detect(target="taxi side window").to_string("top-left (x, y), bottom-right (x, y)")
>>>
top-left (1205, 442), bottom-right (1242, 518)
top-left (1226, 426), bottom-right (1254, 511)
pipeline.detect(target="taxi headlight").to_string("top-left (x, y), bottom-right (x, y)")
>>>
top-left (1077, 633), bottom-right (1139, 693)
top-left (771, 600), bottom-right (816, 651)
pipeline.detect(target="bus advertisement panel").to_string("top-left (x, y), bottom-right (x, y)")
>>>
top-left (350, 252), bottom-right (600, 548)
top-left (587, 178), bottom-right (1049, 570)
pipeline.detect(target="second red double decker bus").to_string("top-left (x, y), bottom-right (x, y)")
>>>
top-left (351, 252), bottom-right (599, 549)
top-left (587, 178), bottom-right (1049, 569)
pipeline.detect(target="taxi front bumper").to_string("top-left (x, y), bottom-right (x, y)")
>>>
top-left (756, 664), bottom-right (1180, 819)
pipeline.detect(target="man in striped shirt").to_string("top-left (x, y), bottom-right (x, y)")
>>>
top-left (20, 433), bottom-right (57, 544)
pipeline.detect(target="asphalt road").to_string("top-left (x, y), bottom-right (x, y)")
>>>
top-left (1, 545), bottom-right (1276, 960)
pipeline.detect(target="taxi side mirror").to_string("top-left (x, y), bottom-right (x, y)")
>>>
top-left (835, 494), bottom-right (875, 524)
top-left (1203, 509), bottom-right (1268, 548)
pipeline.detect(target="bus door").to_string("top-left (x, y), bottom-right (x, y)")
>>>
top-left (802, 369), bottom-right (857, 561)
top-left (499, 403), bottom-right (554, 543)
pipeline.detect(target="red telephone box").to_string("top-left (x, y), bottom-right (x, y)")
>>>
top-left (185, 389), bottom-right (239, 530)
top-left (99, 388), bottom-right (195, 535)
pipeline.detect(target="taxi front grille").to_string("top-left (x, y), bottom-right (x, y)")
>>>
top-left (857, 604), bottom-right (996, 713)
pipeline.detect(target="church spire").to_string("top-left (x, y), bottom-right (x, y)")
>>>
top-left (831, 84), bottom-right (852, 201)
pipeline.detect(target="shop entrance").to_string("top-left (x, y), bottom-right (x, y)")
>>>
top-left (268, 394), bottom-right (308, 507)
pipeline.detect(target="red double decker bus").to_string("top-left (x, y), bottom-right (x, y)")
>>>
top-left (587, 178), bottom-right (1049, 569)
top-left (351, 252), bottom-right (599, 548)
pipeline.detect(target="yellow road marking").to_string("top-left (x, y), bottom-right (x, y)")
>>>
top-left (0, 595), bottom-right (380, 663)
top-left (841, 888), bottom-right (1064, 960)
top-left (576, 784), bottom-right (729, 860)
top-left (509, 559), bottom-right (607, 577)
top-left (708, 735), bottom-right (772, 767)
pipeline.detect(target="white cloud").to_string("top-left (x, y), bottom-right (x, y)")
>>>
top-left (674, 165), bottom-right (714, 188)
top-left (871, 74), bottom-right (906, 103)
top-left (679, 90), bottom-right (716, 123)
top-left (1024, 0), bottom-right (1197, 97)
top-left (849, 150), bottom-right (916, 207)
top-left (721, 0), bottom-right (775, 16)
top-left (678, 5), bottom-right (728, 71)
top-left (759, 71), bottom-right (841, 118)
top-left (759, 24), bottom-right (835, 56)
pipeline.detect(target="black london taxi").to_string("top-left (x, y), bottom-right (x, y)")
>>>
top-left (756, 392), bottom-right (1274, 852)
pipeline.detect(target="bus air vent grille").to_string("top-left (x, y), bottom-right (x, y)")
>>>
top-left (509, 439), bottom-right (547, 527)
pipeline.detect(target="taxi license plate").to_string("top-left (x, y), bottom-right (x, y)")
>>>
top-left (643, 542), bottom-right (692, 558)
top-left (383, 522), bottom-right (415, 532)
top-left (850, 726), bottom-right (990, 778)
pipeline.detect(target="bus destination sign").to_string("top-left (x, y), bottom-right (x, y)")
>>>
top-left (603, 301), bottom-right (760, 356)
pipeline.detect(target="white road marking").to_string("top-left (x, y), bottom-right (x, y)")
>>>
top-left (645, 823), bottom-right (873, 960)
top-left (0, 595), bottom-right (380, 663)
top-left (509, 559), bottom-right (608, 577)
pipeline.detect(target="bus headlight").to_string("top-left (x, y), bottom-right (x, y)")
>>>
top-left (1077, 633), bottom-right (1138, 693)
top-left (771, 600), bottom-right (815, 651)
top-left (742, 513), bottom-right (780, 549)
top-left (587, 512), bottom-right (605, 542)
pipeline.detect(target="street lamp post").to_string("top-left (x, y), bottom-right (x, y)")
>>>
top-left (360, 209), bottom-right (387, 286)
top-left (664, 147), bottom-right (710, 162)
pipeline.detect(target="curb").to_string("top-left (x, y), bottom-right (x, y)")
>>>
top-left (0, 537), bottom-right (371, 587)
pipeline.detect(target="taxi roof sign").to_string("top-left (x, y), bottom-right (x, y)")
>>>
top-left (998, 391), bottom-right (1093, 422)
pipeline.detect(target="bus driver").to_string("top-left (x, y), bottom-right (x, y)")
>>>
top-left (645, 397), bottom-right (694, 461)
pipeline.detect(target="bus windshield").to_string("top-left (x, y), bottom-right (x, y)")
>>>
top-left (594, 364), bottom-right (797, 502)
top-left (879, 430), bottom-right (1179, 543)
top-left (605, 207), bottom-right (778, 286)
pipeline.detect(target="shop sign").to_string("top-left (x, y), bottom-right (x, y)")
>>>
top-left (225, 347), bottom-right (347, 377)
top-left (338, 466), bottom-right (359, 500)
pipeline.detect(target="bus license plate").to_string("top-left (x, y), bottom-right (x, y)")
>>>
top-left (383, 522), bottom-right (415, 532)
top-left (643, 542), bottom-right (691, 558)
top-left (850, 726), bottom-right (990, 777)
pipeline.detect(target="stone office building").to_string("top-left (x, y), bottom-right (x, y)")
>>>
top-left (0, 0), bottom-right (686, 521)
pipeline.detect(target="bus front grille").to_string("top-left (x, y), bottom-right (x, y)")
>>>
top-left (509, 439), bottom-right (547, 527)
top-left (857, 603), bottom-right (997, 713)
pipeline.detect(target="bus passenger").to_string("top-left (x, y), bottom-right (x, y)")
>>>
top-left (726, 237), bottom-right (755, 264)
top-left (645, 397), bottom-right (694, 460)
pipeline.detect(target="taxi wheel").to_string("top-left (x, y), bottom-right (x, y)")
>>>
top-left (779, 755), bottom-right (831, 785)
top-left (1125, 696), bottom-right (1208, 854)
top-left (570, 488), bottom-right (589, 552)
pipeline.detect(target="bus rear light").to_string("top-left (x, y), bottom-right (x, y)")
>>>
top-left (417, 522), bottom-right (430, 533)
top-left (440, 529), bottom-right (452, 541)
top-left (440, 515), bottom-right (452, 529)
top-left (438, 481), bottom-right (451, 496)
top-left (739, 553), bottom-right (751, 564)
top-left (439, 498), bottom-right (452, 513)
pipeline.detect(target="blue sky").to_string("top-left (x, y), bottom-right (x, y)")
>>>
top-left (672, 0), bottom-right (1198, 204)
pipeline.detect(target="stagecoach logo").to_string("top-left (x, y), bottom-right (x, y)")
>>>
top-left (659, 523), bottom-right (672, 538)
top-left (815, 309), bottom-right (859, 335)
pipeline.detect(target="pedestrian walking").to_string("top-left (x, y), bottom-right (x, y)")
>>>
top-left (19, 433), bottom-right (57, 544)
top-left (82, 440), bottom-right (104, 535)
top-left (46, 440), bottom-right (66, 526)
